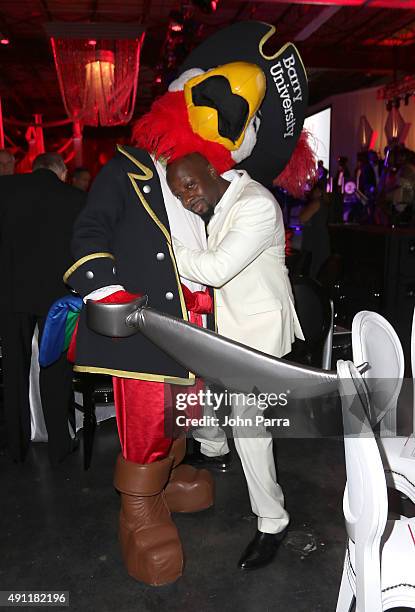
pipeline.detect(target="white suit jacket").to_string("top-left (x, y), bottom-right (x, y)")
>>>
top-left (173, 170), bottom-right (304, 358)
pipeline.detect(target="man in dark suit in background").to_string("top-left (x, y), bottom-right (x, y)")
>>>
top-left (0, 152), bottom-right (85, 464)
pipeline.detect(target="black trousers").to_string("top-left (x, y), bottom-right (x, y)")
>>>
top-left (0, 312), bottom-right (74, 463)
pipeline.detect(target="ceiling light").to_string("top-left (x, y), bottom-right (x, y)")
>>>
top-left (192, 0), bottom-right (219, 13)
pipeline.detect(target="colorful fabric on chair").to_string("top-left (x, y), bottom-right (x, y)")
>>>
top-left (39, 295), bottom-right (82, 367)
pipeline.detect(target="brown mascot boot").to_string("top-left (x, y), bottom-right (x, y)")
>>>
top-left (113, 453), bottom-right (183, 586)
top-left (164, 437), bottom-right (215, 513)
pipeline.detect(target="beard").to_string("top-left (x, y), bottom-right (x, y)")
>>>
top-left (201, 209), bottom-right (214, 225)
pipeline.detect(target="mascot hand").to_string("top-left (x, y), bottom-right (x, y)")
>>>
top-left (68, 291), bottom-right (143, 362)
top-left (181, 284), bottom-right (212, 314)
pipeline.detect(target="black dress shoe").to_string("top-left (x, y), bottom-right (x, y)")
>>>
top-left (185, 443), bottom-right (231, 472)
top-left (238, 528), bottom-right (288, 570)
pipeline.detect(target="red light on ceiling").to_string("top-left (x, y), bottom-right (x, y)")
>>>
top-left (88, 39), bottom-right (97, 46)
top-left (0, 38), bottom-right (10, 45)
top-left (211, 0), bottom-right (218, 10)
top-left (277, 0), bottom-right (415, 6)
top-left (364, 32), bottom-right (415, 47)
top-left (371, 1), bottom-right (415, 7)
top-left (155, 75), bottom-right (162, 83)
top-left (170, 23), bottom-right (183, 32)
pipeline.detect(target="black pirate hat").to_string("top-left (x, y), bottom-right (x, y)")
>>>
top-left (179, 21), bottom-right (309, 187)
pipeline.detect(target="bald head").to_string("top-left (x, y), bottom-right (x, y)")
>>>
top-left (167, 153), bottom-right (229, 217)
top-left (0, 149), bottom-right (15, 176)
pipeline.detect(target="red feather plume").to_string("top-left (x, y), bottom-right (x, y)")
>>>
top-left (274, 130), bottom-right (316, 198)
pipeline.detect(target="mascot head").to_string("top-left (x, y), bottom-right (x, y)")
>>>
top-left (133, 22), bottom-right (315, 196)
top-left (133, 61), bottom-right (266, 175)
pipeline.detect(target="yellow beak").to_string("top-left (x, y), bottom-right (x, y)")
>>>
top-left (183, 61), bottom-right (266, 151)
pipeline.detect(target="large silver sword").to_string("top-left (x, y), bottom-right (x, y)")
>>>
top-left (86, 297), bottom-right (339, 400)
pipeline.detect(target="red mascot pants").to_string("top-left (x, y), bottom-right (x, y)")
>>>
top-left (110, 286), bottom-right (212, 464)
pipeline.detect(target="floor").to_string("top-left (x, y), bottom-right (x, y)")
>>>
top-left (0, 417), bottom-right (413, 612)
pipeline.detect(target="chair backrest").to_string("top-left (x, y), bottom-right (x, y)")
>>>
top-left (352, 311), bottom-right (404, 434)
top-left (412, 307), bottom-right (415, 377)
top-left (291, 276), bottom-right (332, 367)
top-left (412, 307), bottom-right (415, 430)
top-left (337, 360), bottom-right (388, 612)
top-left (321, 299), bottom-right (334, 370)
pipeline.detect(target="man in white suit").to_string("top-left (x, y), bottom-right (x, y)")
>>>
top-left (167, 152), bottom-right (304, 571)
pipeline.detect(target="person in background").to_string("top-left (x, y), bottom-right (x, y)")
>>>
top-left (333, 155), bottom-right (350, 195)
top-left (0, 148), bottom-right (14, 451)
top-left (381, 146), bottom-right (415, 226)
top-left (331, 155), bottom-right (350, 222)
top-left (355, 152), bottom-right (376, 200)
top-left (376, 146), bottom-right (397, 225)
top-left (0, 152), bottom-right (85, 465)
top-left (368, 149), bottom-right (382, 188)
top-left (316, 159), bottom-right (328, 191)
top-left (299, 184), bottom-right (331, 279)
top-left (396, 147), bottom-right (415, 224)
top-left (71, 166), bottom-right (91, 192)
top-left (345, 152), bottom-right (374, 224)
top-left (0, 149), bottom-right (15, 176)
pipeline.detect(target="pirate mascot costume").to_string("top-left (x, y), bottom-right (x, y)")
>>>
top-left (64, 21), bottom-right (312, 586)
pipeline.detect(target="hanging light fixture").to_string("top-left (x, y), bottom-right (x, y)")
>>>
top-left (84, 50), bottom-right (115, 123)
top-left (384, 107), bottom-right (411, 144)
top-left (358, 115), bottom-right (373, 151)
top-left (45, 22), bottom-right (145, 127)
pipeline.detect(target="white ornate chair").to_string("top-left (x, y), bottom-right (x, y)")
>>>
top-left (336, 360), bottom-right (415, 612)
top-left (321, 299), bottom-right (334, 370)
top-left (322, 299), bottom-right (353, 371)
top-left (352, 310), bottom-right (415, 504)
top-left (29, 326), bottom-right (48, 442)
top-left (412, 304), bottom-right (415, 433)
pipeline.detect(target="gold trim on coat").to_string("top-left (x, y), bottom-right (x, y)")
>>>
top-left (168, 242), bottom-right (189, 322)
top-left (128, 173), bottom-right (171, 244)
top-left (258, 24), bottom-right (307, 82)
top-left (126, 174), bottom-right (188, 322)
top-left (117, 144), bottom-right (154, 178)
top-left (117, 145), bottom-right (188, 323)
top-left (74, 364), bottom-right (195, 385)
top-left (63, 252), bottom-right (115, 283)
top-left (118, 144), bottom-right (172, 244)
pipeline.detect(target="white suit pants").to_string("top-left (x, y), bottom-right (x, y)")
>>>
top-left (195, 393), bottom-right (289, 534)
